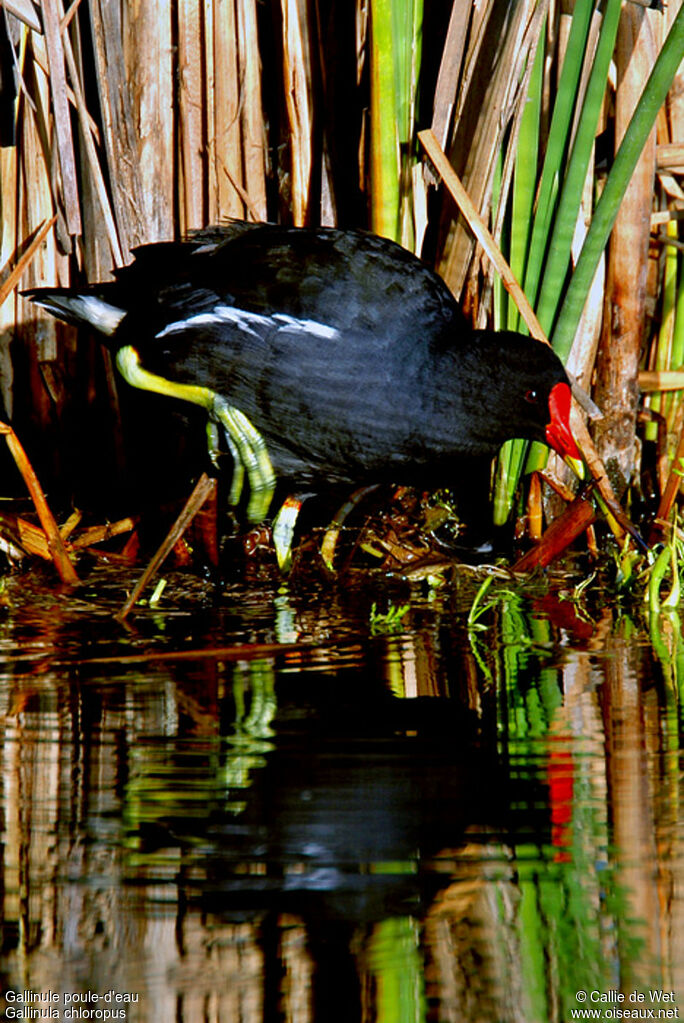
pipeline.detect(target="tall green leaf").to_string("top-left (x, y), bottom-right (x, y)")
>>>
top-left (369, 0), bottom-right (423, 244)
top-left (552, 3), bottom-right (684, 361)
top-left (508, 33), bottom-right (544, 333)
top-left (522, 0), bottom-right (595, 312)
top-left (535, 0), bottom-right (622, 339)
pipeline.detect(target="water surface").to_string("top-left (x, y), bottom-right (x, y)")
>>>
top-left (0, 564), bottom-right (682, 1022)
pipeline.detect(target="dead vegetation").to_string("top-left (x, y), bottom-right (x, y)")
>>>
top-left (3, 0), bottom-right (684, 585)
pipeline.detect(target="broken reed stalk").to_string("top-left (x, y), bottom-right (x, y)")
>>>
top-left (41, 0), bottom-right (82, 239)
top-left (591, 5), bottom-right (656, 490)
top-left (437, 0), bottom-right (542, 301)
top-left (68, 517), bottom-right (136, 551)
top-left (0, 216), bottom-right (58, 306)
top-left (651, 419), bottom-right (684, 537)
top-left (418, 129), bottom-right (547, 342)
top-left (639, 370), bottom-right (684, 391)
top-left (60, 28), bottom-right (124, 265)
top-left (281, 0), bottom-right (314, 226)
top-left (527, 470), bottom-right (543, 540)
top-left (0, 420), bottom-right (78, 583)
top-left (116, 473), bottom-right (217, 621)
top-left (512, 496), bottom-right (597, 572)
top-left (49, 639), bottom-right (317, 669)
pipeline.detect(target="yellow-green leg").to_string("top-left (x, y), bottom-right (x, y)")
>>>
top-left (116, 345), bottom-right (275, 521)
top-left (271, 494), bottom-right (313, 571)
top-left (207, 420), bottom-right (245, 506)
top-left (211, 398), bottom-right (276, 522)
top-left (319, 484), bottom-right (380, 570)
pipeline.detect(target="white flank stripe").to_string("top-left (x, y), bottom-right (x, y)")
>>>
top-left (272, 313), bottom-right (339, 340)
top-left (156, 304), bottom-right (340, 342)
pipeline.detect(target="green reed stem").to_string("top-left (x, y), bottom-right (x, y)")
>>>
top-left (522, 0), bottom-right (595, 313)
top-left (535, 0), bottom-right (622, 340)
top-left (551, 4), bottom-right (684, 362)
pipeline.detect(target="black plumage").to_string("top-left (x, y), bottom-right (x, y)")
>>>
top-left (26, 223), bottom-right (579, 504)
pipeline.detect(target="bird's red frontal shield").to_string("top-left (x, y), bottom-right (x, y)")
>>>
top-left (545, 382), bottom-right (580, 460)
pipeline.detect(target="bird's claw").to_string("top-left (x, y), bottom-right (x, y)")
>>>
top-left (115, 345), bottom-right (276, 523)
top-left (210, 396), bottom-right (276, 522)
top-left (206, 421), bottom-right (221, 468)
top-left (271, 493), bottom-right (314, 571)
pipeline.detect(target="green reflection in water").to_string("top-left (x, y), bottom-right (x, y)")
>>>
top-left (124, 657), bottom-right (277, 838)
top-left (361, 917), bottom-right (426, 1023)
top-left (483, 593), bottom-right (661, 1020)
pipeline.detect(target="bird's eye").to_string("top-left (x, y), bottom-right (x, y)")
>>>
top-left (525, 389), bottom-right (538, 404)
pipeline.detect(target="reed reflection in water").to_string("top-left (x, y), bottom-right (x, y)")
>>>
top-left (0, 576), bottom-right (682, 1022)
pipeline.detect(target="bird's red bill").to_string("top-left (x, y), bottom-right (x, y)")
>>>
top-left (545, 382), bottom-right (580, 460)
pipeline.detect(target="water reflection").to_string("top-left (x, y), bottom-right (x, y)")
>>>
top-left (0, 568), bottom-right (682, 1021)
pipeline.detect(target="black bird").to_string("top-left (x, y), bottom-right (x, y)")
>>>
top-left (27, 223), bottom-right (579, 558)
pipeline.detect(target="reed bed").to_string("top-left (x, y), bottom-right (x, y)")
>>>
top-left (4, 0), bottom-right (684, 552)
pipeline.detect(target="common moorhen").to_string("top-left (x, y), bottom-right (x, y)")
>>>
top-left (27, 223), bottom-right (579, 548)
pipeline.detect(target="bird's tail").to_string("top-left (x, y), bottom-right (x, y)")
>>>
top-left (23, 288), bottom-right (125, 336)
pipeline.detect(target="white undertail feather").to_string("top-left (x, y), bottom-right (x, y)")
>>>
top-left (35, 294), bottom-right (125, 336)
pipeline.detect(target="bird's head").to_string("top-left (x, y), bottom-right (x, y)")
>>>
top-left (460, 332), bottom-right (581, 461)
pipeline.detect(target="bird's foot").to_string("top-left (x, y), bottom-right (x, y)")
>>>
top-left (271, 493), bottom-right (315, 571)
top-left (207, 420), bottom-right (245, 505)
top-left (115, 346), bottom-right (276, 522)
top-left (320, 484), bottom-right (380, 570)
top-left (210, 396), bottom-right (276, 522)
top-left (206, 421), bottom-right (221, 468)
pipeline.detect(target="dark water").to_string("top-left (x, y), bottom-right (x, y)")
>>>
top-left (0, 563), bottom-right (682, 1022)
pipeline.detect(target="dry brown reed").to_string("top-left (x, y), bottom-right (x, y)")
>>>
top-left (3, 0), bottom-right (684, 533)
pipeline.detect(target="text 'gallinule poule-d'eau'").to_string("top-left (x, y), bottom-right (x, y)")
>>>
top-left (26, 223), bottom-right (580, 564)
